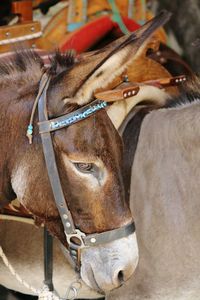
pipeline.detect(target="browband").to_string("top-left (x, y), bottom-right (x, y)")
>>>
top-left (38, 99), bottom-right (107, 134)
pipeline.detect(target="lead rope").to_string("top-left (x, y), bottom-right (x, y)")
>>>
top-left (0, 245), bottom-right (81, 300)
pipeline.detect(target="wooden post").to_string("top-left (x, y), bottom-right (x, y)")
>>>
top-left (11, 0), bottom-right (33, 23)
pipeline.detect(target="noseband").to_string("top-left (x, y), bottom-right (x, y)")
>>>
top-left (27, 72), bottom-right (135, 270)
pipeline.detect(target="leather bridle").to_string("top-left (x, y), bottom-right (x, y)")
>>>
top-left (27, 71), bottom-right (135, 271)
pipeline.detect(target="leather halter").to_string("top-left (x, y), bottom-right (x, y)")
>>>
top-left (28, 72), bottom-right (135, 270)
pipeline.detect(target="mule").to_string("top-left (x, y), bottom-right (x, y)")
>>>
top-left (0, 11), bottom-right (171, 297)
top-left (107, 78), bottom-right (200, 300)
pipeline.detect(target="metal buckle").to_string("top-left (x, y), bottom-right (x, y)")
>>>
top-left (65, 229), bottom-right (86, 248)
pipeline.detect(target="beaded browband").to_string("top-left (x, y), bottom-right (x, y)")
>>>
top-left (39, 99), bottom-right (107, 133)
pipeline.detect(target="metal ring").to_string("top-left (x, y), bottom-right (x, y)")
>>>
top-left (65, 229), bottom-right (86, 248)
top-left (65, 286), bottom-right (77, 300)
top-left (64, 280), bottom-right (82, 300)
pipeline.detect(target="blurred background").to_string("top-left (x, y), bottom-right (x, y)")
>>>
top-left (0, 0), bottom-right (199, 72)
top-left (0, 1), bottom-right (199, 299)
top-left (155, 0), bottom-right (200, 74)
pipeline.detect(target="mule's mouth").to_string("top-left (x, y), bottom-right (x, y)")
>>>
top-left (71, 10), bottom-right (171, 106)
top-left (86, 265), bottom-right (105, 294)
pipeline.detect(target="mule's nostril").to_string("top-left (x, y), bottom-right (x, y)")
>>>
top-left (118, 270), bottom-right (124, 284)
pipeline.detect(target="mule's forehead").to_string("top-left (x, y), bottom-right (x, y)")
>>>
top-left (54, 110), bottom-right (122, 163)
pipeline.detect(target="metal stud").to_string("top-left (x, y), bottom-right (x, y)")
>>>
top-left (63, 214), bottom-right (68, 219)
top-left (90, 237), bottom-right (96, 244)
top-left (123, 74), bottom-right (129, 82)
top-left (66, 222), bottom-right (71, 228)
top-left (70, 250), bottom-right (77, 256)
top-left (124, 93), bottom-right (127, 98)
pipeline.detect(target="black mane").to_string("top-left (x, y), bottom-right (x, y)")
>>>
top-left (49, 49), bottom-right (76, 75)
top-left (164, 79), bottom-right (200, 108)
top-left (164, 91), bottom-right (200, 108)
top-left (0, 49), bottom-right (76, 78)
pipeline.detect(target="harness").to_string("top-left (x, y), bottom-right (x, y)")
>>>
top-left (26, 71), bottom-right (135, 294)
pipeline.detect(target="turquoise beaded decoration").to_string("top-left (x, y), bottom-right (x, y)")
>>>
top-left (27, 124), bottom-right (33, 135)
top-left (26, 124), bottom-right (33, 144)
top-left (50, 101), bottom-right (107, 130)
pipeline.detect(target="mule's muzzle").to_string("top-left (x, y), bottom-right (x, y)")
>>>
top-left (80, 233), bottom-right (138, 293)
top-left (65, 222), bottom-right (135, 271)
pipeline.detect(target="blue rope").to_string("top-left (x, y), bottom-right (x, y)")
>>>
top-left (108, 0), bottom-right (130, 34)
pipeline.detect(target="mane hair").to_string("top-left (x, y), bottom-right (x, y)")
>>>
top-left (0, 49), bottom-right (77, 88)
top-left (164, 77), bottom-right (200, 108)
top-left (0, 50), bottom-right (44, 88)
top-left (49, 49), bottom-right (76, 76)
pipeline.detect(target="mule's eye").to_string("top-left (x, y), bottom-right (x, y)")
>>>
top-left (74, 162), bottom-right (93, 173)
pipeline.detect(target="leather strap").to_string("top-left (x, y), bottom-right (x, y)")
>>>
top-left (82, 222), bottom-right (135, 247)
top-left (38, 74), bottom-right (76, 236)
top-left (43, 227), bottom-right (54, 292)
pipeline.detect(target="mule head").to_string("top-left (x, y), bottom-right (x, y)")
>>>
top-left (9, 11), bottom-right (170, 293)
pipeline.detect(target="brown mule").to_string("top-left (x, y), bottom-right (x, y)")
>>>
top-left (0, 12), bottom-right (170, 293)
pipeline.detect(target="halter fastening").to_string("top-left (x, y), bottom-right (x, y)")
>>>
top-left (27, 72), bottom-right (135, 270)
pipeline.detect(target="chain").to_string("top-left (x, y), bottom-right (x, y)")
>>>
top-left (0, 245), bottom-right (81, 300)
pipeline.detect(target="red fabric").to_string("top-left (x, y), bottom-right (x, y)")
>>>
top-left (59, 15), bottom-right (141, 53)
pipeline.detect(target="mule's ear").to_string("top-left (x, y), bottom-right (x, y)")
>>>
top-left (70, 10), bottom-right (171, 106)
top-left (48, 11), bottom-right (171, 116)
